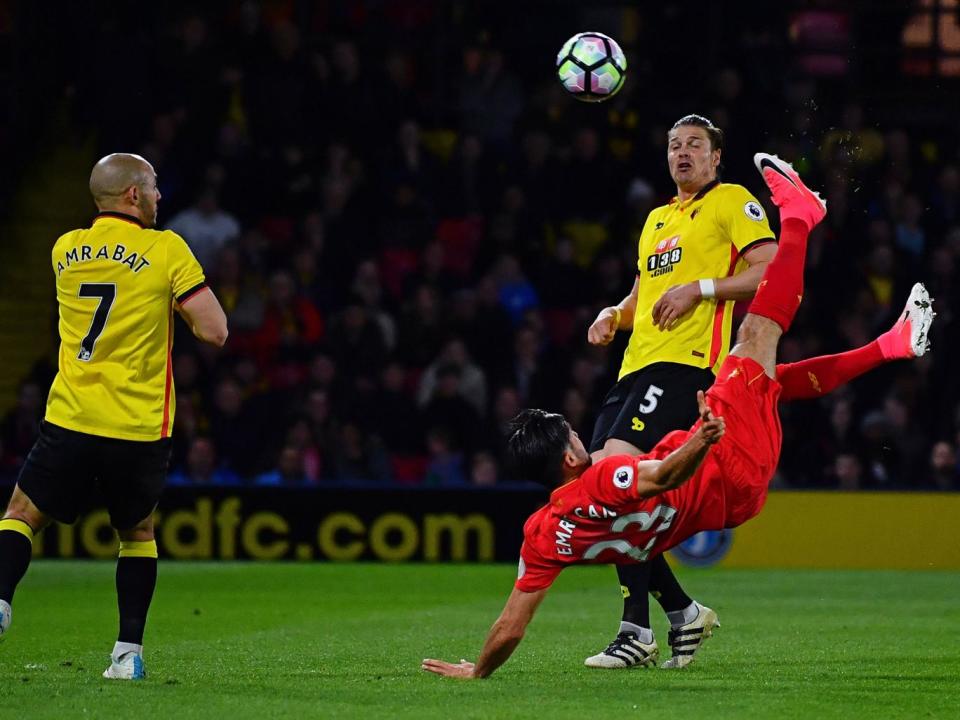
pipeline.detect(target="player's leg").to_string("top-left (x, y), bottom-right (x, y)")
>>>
top-left (103, 513), bottom-right (157, 680)
top-left (585, 380), bottom-right (658, 668)
top-left (586, 366), bottom-right (713, 669)
top-left (0, 487), bottom-right (52, 639)
top-left (584, 561), bottom-right (659, 669)
top-left (99, 434), bottom-right (169, 680)
top-left (650, 553), bottom-right (721, 669)
top-left (1, 421), bottom-right (88, 640)
top-left (776, 283), bottom-right (934, 400)
top-left (730, 154), bottom-right (827, 369)
top-left (586, 376), bottom-right (656, 667)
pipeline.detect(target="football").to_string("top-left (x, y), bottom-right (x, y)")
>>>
top-left (556, 31), bottom-right (627, 102)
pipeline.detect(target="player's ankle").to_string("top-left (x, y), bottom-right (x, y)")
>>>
top-left (666, 601), bottom-right (700, 627)
top-left (619, 621), bottom-right (653, 644)
top-left (112, 641), bottom-right (143, 662)
top-left (875, 330), bottom-right (899, 361)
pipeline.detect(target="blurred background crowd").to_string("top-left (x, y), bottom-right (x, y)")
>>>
top-left (2, 1), bottom-right (959, 490)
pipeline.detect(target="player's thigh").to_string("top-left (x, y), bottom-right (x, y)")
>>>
top-left (589, 374), bottom-right (635, 452)
top-left (605, 364), bottom-right (715, 451)
top-left (95, 436), bottom-right (172, 531)
top-left (14, 421), bottom-right (97, 525)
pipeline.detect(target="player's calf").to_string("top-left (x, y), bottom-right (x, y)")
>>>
top-left (0, 515), bottom-right (38, 641)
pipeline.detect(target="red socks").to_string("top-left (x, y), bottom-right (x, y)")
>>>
top-left (747, 218), bottom-right (809, 332)
top-left (776, 340), bottom-right (886, 400)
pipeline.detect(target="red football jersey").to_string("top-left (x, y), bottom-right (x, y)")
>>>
top-left (515, 355), bottom-right (782, 593)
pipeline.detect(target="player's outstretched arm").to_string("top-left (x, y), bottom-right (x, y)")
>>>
top-left (634, 390), bottom-right (724, 497)
top-left (588, 276), bottom-right (639, 345)
top-left (177, 288), bottom-right (229, 347)
top-left (651, 244), bottom-right (775, 330)
top-left (422, 587), bottom-right (548, 680)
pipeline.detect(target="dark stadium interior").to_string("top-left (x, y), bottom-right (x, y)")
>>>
top-left (2, 0), bottom-right (959, 491)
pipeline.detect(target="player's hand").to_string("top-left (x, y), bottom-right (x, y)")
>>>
top-left (421, 658), bottom-right (477, 679)
top-left (587, 307), bottom-right (619, 345)
top-left (651, 282), bottom-right (702, 331)
top-left (696, 390), bottom-right (725, 445)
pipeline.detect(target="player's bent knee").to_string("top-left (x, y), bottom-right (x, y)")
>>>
top-left (735, 314), bottom-right (782, 346)
top-left (3, 486), bottom-right (52, 532)
top-left (117, 514), bottom-right (155, 543)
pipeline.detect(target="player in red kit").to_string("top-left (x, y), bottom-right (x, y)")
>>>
top-left (421, 154), bottom-right (934, 680)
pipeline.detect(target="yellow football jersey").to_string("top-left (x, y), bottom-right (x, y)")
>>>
top-left (619, 181), bottom-right (774, 380)
top-left (45, 212), bottom-right (206, 441)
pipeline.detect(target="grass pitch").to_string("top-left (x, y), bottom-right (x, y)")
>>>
top-left (0, 562), bottom-right (957, 719)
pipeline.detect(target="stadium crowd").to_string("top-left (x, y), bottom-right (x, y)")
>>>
top-left (2, 2), bottom-right (959, 490)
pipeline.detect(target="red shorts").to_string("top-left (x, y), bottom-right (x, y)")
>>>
top-left (701, 355), bottom-right (782, 526)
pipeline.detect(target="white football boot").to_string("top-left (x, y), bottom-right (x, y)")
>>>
top-left (0, 599), bottom-right (10, 641)
top-left (661, 603), bottom-right (720, 669)
top-left (877, 282), bottom-right (935, 360)
top-left (584, 631), bottom-right (659, 669)
top-left (103, 651), bottom-right (147, 680)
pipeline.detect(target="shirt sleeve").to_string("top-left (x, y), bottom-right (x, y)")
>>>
top-left (514, 542), bottom-right (563, 592)
top-left (581, 457), bottom-right (655, 509)
top-left (717, 185), bottom-right (775, 255)
top-left (165, 231), bottom-right (207, 303)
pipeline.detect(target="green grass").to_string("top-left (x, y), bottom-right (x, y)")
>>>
top-left (1, 562), bottom-right (958, 719)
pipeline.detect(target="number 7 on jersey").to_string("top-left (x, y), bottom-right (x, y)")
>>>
top-left (77, 283), bottom-right (116, 361)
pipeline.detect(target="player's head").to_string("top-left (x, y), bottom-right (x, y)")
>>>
top-left (89, 153), bottom-right (161, 227)
top-left (506, 409), bottom-right (591, 487)
top-left (666, 114), bottom-right (723, 193)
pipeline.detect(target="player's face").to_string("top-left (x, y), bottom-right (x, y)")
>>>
top-left (564, 425), bottom-right (591, 468)
top-left (667, 126), bottom-right (720, 193)
top-left (136, 167), bottom-right (161, 227)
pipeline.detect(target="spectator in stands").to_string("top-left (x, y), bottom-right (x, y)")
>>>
top-left (422, 363), bottom-right (481, 453)
top-left (417, 338), bottom-right (487, 417)
top-left (482, 386), bottom-right (522, 465)
top-left (328, 421), bottom-right (391, 483)
top-left (166, 187), bottom-right (241, 268)
top-left (397, 284), bottom-right (446, 367)
top-left (424, 427), bottom-right (468, 487)
top-left (252, 270), bottom-right (324, 381)
top-left (928, 441), bottom-right (959, 490)
top-left (283, 418), bottom-right (322, 483)
top-left (459, 44), bottom-right (523, 150)
top-left (832, 453), bottom-right (864, 491)
top-left (469, 451), bottom-right (499, 487)
top-left (208, 376), bottom-right (260, 474)
top-left (168, 437), bottom-right (241, 486)
top-left (209, 244), bottom-right (264, 334)
top-left (254, 446), bottom-right (310, 487)
top-left (492, 254), bottom-right (539, 325)
top-left (350, 260), bottom-right (397, 350)
top-left (376, 361), bottom-right (423, 455)
top-left (326, 295), bottom-right (389, 380)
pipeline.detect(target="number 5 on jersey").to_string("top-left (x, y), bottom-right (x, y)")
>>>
top-left (77, 283), bottom-right (116, 361)
top-left (638, 384), bottom-right (664, 414)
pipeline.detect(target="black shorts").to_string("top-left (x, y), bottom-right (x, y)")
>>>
top-left (589, 362), bottom-right (716, 453)
top-left (16, 420), bottom-right (171, 529)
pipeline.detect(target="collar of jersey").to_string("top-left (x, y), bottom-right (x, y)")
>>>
top-left (94, 211), bottom-right (145, 228)
top-left (669, 178), bottom-right (721, 209)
